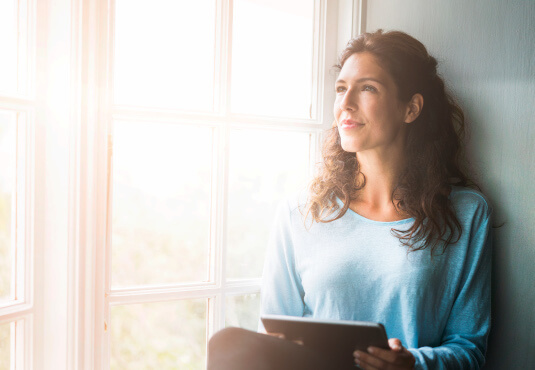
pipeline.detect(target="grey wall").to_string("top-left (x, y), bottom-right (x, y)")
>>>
top-left (364, 0), bottom-right (535, 368)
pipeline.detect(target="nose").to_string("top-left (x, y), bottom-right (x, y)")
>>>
top-left (339, 88), bottom-right (358, 112)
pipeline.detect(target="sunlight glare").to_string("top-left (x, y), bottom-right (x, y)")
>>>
top-left (231, 0), bottom-right (314, 119)
top-left (114, 0), bottom-right (216, 111)
top-left (0, 0), bottom-right (19, 96)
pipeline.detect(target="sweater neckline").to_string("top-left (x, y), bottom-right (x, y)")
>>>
top-left (335, 186), bottom-right (460, 226)
top-left (335, 197), bottom-right (415, 226)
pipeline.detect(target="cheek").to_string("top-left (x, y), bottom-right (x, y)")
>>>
top-left (369, 98), bottom-right (400, 125)
top-left (333, 101), bottom-right (341, 119)
top-left (362, 95), bottom-right (381, 112)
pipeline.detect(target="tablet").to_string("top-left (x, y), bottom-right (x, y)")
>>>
top-left (261, 314), bottom-right (389, 367)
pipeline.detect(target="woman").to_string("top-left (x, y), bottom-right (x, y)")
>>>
top-left (208, 30), bottom-right (492, 370)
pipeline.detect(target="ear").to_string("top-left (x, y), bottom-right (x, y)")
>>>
top-left (404, 93), bottom-right (424, 124)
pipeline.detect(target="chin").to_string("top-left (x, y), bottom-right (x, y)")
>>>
top-left (339, 139), bottom-right (359, 153)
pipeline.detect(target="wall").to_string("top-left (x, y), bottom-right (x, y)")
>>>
top-left (364, 0), bottom-right (535, 368)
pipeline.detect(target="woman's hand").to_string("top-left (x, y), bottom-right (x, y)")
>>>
top-left (264, 332), bottom-right (304, 346)
top-left (353, 338), bottom-right (415, 370)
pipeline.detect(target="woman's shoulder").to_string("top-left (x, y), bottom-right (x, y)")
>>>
top-left (449, 186), bottom-right (492, 219)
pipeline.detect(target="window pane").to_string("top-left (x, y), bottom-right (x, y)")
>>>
top-left (114, 0), bottom-right (216, 112)
top-left (231, 0), bottom-right (315, 119)
top-left (227, 129), bottom-right (310, 279)
top-left (0, 111), bottom-right (16, 303)
top-left (0, 321), bottom-right (12, 369)
top-left (112, 122), bottom-right (212, 287)
top-left (111, 299), bottom-right (207, 369)
top-left (0, 0), bottom-right (18, 95)
top-left (225, 293), bottom-right (261, 331)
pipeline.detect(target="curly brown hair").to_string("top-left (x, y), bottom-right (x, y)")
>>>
top-left (305, 29), bottom-right (473, 254)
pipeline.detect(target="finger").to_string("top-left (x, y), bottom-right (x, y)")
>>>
top-left (265, 332), bottom-right (286, 340)
top-left (354, 359), bottom-right (381, 370)
top-left (367, 346), bottom-right (400, 364)
top-left (353, 350), bottom-right (386, 370)
top-left (362, 338), bottom-right (405, 364)
top-left (388, 338), bottom-right (403, 351)
top-left (367, 346), bottom-right (413, 367)
top-left (354, 356), bottom-right (381, 370)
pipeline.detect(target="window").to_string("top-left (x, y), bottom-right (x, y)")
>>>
top-left (0, 0), bottom-right (34, 369)
top-left (90, 0), bottom-right (343, 368)
top-left (1, 0), bottom-right (360, 368)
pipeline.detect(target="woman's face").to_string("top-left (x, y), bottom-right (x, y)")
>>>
top-left (334, 52), bottom-right (410, 156)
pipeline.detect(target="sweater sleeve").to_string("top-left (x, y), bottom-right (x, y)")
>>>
top-left (258, 200), bottom-right (305, 332)
top-left (409, 208), bottom-right (492, 369)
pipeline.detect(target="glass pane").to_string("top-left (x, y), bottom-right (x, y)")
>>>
top-left (0, 321), bottom-right (12, 369)
top-left (111, 299), bottom-right (207, 370)
top-left (0, 111), bottom-right (16, 303)
top-left (231, 0), bottom-right (315, 119)
top-left (225, 293), bottom-right (261, 331)
top-left (227, 129), bottom-right (310, 279)
top-left (0, 0), bottom-right (18, 95)
top-left (114, 0), bottom-right (216, 111)
top-left (112, 122), bottom-right (212, 287)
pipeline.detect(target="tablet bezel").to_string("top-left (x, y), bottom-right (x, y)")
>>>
top-left (261, 314), bottom-right (390, 367)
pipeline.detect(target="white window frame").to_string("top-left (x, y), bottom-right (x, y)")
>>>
top-left (25, 0), bottom-right (367, 369)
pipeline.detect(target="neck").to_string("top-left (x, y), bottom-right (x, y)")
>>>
top-left (351, 148), bottom-right (407, 220)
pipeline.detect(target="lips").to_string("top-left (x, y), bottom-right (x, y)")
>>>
top-left (340, 119), bottom-right (364, 129)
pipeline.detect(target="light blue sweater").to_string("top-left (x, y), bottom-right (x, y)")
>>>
top-left (260, 187), bottom-right (492, 369)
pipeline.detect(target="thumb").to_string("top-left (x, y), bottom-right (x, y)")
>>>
top-left (388, 338), bottom-right (403, 352)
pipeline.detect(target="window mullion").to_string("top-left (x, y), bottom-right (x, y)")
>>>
top-left (18, 111), bottom-right (32, 310)
top-left (109, 287), bottom-right (225, 306)
top-left (112, 108), bottom-right (327, 128)
top-left (211, 0), bottom-right (234, 335)
top-left (214, 121), bottom-right (230, 333)
top-left (98, 0), bottom-right (114, 366)
top-left (310, 0), bottom-right (323, 121)
top-left (209, 125), bottom-right (225, 338)
top-left (218, 0), bottom-right (233, 117)
top-left (67, 0), bottom-right (113, 368)
top-left (0, 99), bottom-right (34, 112)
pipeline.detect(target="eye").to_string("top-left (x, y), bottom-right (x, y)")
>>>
top-left (335, 85), bottom-right (346, 93)
top-left (362, 85), bottom-right (378, 92)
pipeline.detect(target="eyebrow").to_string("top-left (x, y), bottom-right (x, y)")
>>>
top-left (335, 77), bottom-right (385, 86)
